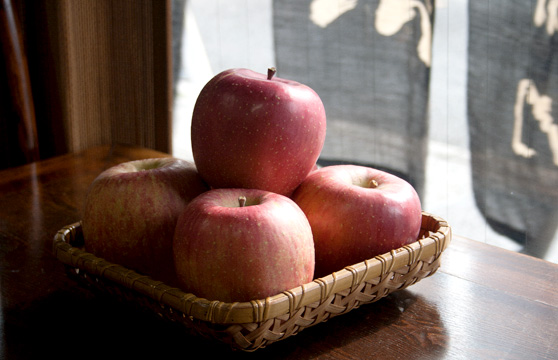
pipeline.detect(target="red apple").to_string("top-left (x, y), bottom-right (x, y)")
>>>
top-left (291, 165), bottom-right (422, 278)
top-left (173, 188), bottom-right (315, 302)
top-left (82, 158), bottom-right (209, 283)
top-left (190, 67), bottom-right (326, 196)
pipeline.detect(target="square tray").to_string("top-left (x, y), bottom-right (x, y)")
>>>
top-left (52, 212), bottom-right (451, 352)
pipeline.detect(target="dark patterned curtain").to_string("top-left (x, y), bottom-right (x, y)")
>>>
top-left (468, 0), bottom-right (558, 258)
top-left (272, 0), bottom-right (435, 197)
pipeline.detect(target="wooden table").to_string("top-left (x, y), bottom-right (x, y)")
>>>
top-left (1, 144), bottom-right (557, 359)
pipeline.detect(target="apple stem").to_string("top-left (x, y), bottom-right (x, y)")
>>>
top-left (369, 179), bottom-right (379, 188)
top-left (267, 67), bottom-right (277, 80)
top-left (238, 196), bottom-right (247, 207)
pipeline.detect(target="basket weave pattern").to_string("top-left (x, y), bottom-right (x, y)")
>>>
top-left (53, 212), bottom-right (450, 352)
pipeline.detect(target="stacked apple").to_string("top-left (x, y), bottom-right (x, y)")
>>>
top-left (82, 67), bottom-right (422, 304)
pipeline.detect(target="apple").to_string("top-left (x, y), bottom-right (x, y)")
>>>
top-left (82, 158), bottom-right (209, 283)
top-left (173, 188), bottom-right (315, 303)
top-left (291, 165), bottom-right (422, 278)
top-left (190, 67), bottom-right (327, 196)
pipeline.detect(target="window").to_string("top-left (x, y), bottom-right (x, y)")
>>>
top-left (172, 0), bottom-right (558, 263)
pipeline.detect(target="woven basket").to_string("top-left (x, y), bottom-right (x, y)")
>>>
top-left (52, 212), bottom-right (450, 352)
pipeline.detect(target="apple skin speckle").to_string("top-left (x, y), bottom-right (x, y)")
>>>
top-left (291, 165), bottom-right (422, 278)
top-left (173, 188), bottom-right (315, 302)
top-left (191, 68), bottom-right (327, 197)
top-left (82, 158), bottom-right (210, 283)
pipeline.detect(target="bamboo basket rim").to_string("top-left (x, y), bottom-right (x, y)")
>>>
top-left (52, 211), bottom-right (451, 325)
